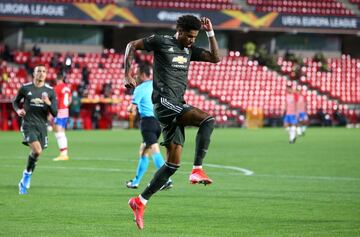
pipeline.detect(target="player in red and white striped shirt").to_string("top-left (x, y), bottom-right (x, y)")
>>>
top-left (296, 88), bottom-right (308, 136)
top-left (53, 74), bottom-right (72, 161)
top-left (283, 86), bottom-right (298, 143)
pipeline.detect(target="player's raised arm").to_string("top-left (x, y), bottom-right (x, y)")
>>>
top-left (124, 39), bottom-right (145, 89)
top-left (199, 17), bottom-right (220, 63)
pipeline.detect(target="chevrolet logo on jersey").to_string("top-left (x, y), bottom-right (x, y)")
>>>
top-left (172, 56), bottom-right (187, 64)
top-left (30, 98), bottom-right (45, 105)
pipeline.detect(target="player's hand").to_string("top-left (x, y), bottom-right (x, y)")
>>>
top-left (16, 109), bottom-right (26, 117)
top-left (42, 95), bottom-right (51, 106)
top-left (201, 17), bottom-right (213, 32)
top-left (127, 105), bottom-right (133, 113)
top-left (124, 76), bottom-right (137, 89)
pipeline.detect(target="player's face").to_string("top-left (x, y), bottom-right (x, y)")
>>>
top-left (178, 30), bottom-right (199, 48)
top-left (33, 66), bottom-right (47, 82)
top-left (135, 71), bottom-right (143, 84)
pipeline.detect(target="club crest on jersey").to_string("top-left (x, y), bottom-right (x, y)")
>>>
top-left (42, 92), bottom-right (48, 97)
top-left (172, 56), bottom-right (187, 64)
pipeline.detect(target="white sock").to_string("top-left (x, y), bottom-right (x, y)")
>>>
top-left (139, 195), bottom-right (148, 205)
top-left (24, 169), bottom-right (32, 175)
top-left (289, 126), bottom-right (296, 141)
top-left (55, 132), bottom-right (68, 156)
top-left (302, 126), bottom-right (306, 133)
top-left (193, 165), bottom-right (202, 169)
top-left (296, 126), bottom-right (302, 136)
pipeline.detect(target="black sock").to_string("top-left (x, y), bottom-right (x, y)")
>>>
top-left (141, 162), bottom-right (179, 200)
top-left (26, 153), bottom-right (39, 173)
top-left (194, 117), bottom-right (215, 166)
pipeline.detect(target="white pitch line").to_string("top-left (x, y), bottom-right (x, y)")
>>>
top-left (3, 156), bottom-right (255, 176)
top-left (256, 174), bottom-right (360, 181)
top-left (202, 163), bottom-right (254, 176)
top-left (3, 157), bottom-right (360, 181)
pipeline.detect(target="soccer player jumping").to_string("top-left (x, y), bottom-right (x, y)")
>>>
top-left (13, 65), bottom-right (58, 194)
top-left (124, 15), bottom-right (220, 229)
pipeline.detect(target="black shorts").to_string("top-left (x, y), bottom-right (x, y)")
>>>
top-left (21, 123), bottom-right (48, 149)
top-left (154, 97), bottom-right (193, 146)
top-left (140, 117), bottom-right (161, 147)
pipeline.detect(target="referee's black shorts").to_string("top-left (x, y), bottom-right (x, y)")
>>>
top-left (140, 116), bottom-right (161, 147)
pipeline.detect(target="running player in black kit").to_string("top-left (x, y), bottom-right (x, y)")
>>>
top-left (124, 15), bottom-right (220, 229)
top-left (13, 65), bottom-right (57, 194)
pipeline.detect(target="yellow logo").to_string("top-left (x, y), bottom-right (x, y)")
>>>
top-left (31, 98), bottom-right (44, 105)
top-left (221, 10), bottom-right (278, 28)
top-left (74, 3), bottom-right (139, 23)
top-left (172, 56), bottom-right (187, 64)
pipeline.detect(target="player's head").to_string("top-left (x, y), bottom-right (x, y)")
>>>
top-left (286, 85), bottom-right (293, 93)
top-left (33, 64), bottom-right (47, 82)
top-left (137, 63), bottom-right (152, 83)
top-left (296, 86), bottom-right (302, 93)
top-left (176, 15), bottom-right (201, 48)
top-left (56, 72), bottom-right (66, 83)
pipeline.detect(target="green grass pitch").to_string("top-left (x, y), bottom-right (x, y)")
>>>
top-left (0, 128), bottom-right (359, 237)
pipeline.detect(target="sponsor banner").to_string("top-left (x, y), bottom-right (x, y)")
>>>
top-left (0, 2), bottom-right (76, 18)
top-left (277, 15), bottom-right (358, 29)
top-left (0, 1), bottom-right (359, 30)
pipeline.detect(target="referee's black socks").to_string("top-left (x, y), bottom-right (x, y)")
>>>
top-left (141, 162), bottom-right (179, 200)
top-left (194, 116), bottom-right (215, 166)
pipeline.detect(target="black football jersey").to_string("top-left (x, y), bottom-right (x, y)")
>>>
top-left (143, 34), bottom-right (206, 103)
top-left (13, 82), bottom-right (57, 126)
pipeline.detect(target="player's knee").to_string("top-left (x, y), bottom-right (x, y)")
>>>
top-left (32, 149), bottom-right (42, 157)
top-left (150, 143), bottom-right (160, 153)
top-left (55, 131), bottom-right (65, 139)
top-left (200, 116), bottom-right (215, 131)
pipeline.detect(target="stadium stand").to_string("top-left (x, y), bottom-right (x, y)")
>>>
top-left (247, 0), bottom-right (354, 16)
top-left (134, 0), bottom-right (241, 10)
top-left (1, 48), bottom-right (356, 128)
top-left (277, 55), bottom-right (360, 104)
top-left (350, 0), bottom-right (360, 10)
top-left (16, 0), bottom-right (117, 3)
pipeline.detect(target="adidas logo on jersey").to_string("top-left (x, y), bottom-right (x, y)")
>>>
top-left (27, 92), bottom-right (32, 96)
top-left (168, 47), bottom-right (174, 52)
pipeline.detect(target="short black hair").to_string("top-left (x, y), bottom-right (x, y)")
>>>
top-left (56, 70), bottom-right (67, 81)
top-left (139, 63), bottom-right (151, 77)
top-left (56, 73), bottom-right (64, 81)
top-left (176, 15), bottom-right (201, 32)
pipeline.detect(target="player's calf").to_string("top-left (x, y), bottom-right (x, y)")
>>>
top-left (194, 116), bottom-right (215, 166)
